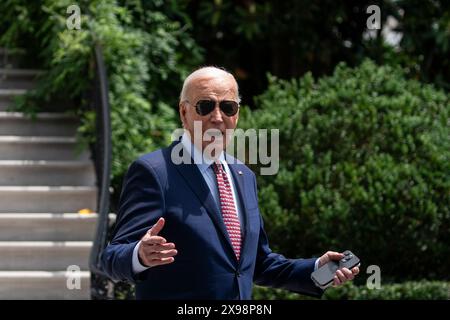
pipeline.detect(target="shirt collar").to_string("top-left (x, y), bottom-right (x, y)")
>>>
top-left (181, 131), bottom-right (225, 174)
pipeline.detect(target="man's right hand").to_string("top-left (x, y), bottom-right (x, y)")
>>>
top-left (138, 217), bottom-right (177, 267)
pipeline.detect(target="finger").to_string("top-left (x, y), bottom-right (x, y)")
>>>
top-left (351, 267), bottom-right (360, 275)
top-left (327, 251), bottom-right (344, 261)
top-left (333, 275), bottom-right (341, 286)
top-left (319, 251), bottom-right (343, 267)
top-left (336, 269), bottom-right (347, 283)
top-left (146, 242), bottom-right (176, 252)
top-left (150, 249), bottom-right (178, 259)
top-left (148, 217), bottom-right (165, 236)
top-left (341, 268), bottom-right (354, 280)
top-left (142, 236), bottom-right (167, 246)
top-left (149, 257), bottom-right (175, 267)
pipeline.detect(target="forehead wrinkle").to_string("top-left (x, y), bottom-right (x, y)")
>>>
top-left (189, 76), bottom-right (238, 101)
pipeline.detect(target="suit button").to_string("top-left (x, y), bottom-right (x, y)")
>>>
top-left (236, 271), bottom-right (241, 277)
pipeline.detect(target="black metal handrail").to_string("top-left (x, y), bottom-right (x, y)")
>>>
top-left (89, 43), bottom-right (113, 298)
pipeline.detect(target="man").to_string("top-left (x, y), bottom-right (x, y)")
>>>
top-left (101, 67), bottom-right (359, 299)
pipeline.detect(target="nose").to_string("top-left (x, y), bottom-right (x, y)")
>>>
top-left (210, 103), bottom-right (224, 123)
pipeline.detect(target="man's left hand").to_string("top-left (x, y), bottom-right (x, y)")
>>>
top-left (318, 251), bottom-right (360, 287)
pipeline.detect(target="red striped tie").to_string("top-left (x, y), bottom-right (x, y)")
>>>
top-left (213, 162), bottom-right (242, 260)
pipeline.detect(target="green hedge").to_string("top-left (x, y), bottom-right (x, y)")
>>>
top-left (239, 60), bottom-right (449, 282)
top-left (253, 281), bottom-right (450, 300)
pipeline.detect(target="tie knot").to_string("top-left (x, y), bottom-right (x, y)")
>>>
top-left (212, 161), bottom-right (223, 174)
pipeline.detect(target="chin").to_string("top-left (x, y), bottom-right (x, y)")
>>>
top-left (202, 141), bottom-right (225, 158)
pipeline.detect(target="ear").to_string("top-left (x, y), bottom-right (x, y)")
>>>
top-left (179, 101), bottom-right (187, 128)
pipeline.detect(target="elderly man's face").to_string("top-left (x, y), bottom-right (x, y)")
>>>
top-left (179, 74), bottom-right (239, 154)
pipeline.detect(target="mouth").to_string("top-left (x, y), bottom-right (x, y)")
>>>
top-left (204, 128), bottom-right (225, 138)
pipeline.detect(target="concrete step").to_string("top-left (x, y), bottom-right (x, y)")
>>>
top-left (0, 69), bottom-right (41, 77)
top-left (0, 136), bottom-right (90, 160)
top-left (0, 213), bottom-right (98, 241)
top-left (0, 241), bottom-right (91, 271)
top-left (0, 48), bottom-right (21, 69)
top-left (0, 112), bottom-right (78, 136)
top-left (0, 69), bottom-right (41, 89)
top-left (0, 186), bottom-right (97, 213)
top-left (0, 160), bottom-right (95, 186)
top-left (0, 271), bottom-right (90, 299)
top-left (0, 89), bottom-right (26, 111)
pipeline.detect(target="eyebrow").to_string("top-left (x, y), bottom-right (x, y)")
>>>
top-left (193, 93), bottom-right (239, 101)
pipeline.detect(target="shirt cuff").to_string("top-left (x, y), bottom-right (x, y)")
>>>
top-left (132, 240), bottom-right (150, 274)
top-left (314, 258), bottom-right (320, 271)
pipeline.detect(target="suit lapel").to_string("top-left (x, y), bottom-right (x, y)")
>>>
top-left (171, 145), bottom-right (237, 260)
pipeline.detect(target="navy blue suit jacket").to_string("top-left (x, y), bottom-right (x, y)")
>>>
top-left (101, 141), bottom-right (323, 299)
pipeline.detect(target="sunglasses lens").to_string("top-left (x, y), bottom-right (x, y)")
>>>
top-left (220, 101), bottom-right (239, 116)
top-left (196, 100), bottom-right (216, 116)
top-left (194, 100), bottom-right (239, 116)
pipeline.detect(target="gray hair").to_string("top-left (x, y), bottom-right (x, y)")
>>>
top-left (179, 66), bottom-right (241, 103)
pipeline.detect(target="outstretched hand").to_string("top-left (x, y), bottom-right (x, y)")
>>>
top-left (318, 251), bottom-right (360, 287)
top-left (138, 217), bottom-right (177, 267)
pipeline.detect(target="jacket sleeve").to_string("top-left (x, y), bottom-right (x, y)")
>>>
top-left (251, 175), bottom-right (324, 298)
top-left (100, 158), bottom-right (165, 283)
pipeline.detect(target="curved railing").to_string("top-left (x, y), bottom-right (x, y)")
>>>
top-left (89, 43), bottom-right (113, 299)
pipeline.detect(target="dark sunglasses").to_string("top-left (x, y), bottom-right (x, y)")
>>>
top-left (193, 100), bottom-right (239, 117)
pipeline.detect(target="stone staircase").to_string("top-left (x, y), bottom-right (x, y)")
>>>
top-left (0, 50), bottom-right (97, 299)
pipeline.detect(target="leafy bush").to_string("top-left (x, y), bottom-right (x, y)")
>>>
top-left (0, 0), bottom-right (202, 193)
top-left (239, 60), bottom-right (449, 282)
top-left (253, 281), bottom-right (450, 300)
